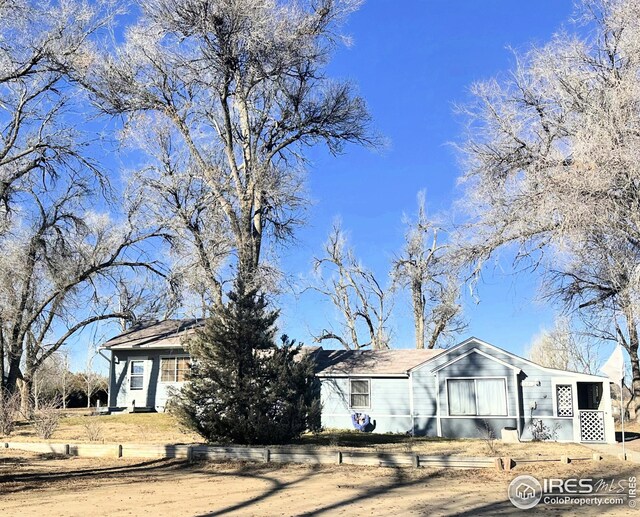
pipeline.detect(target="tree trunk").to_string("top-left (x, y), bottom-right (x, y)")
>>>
top-left (5, 356), bottom-right (21, 394)
top-left (18, 376), bottom-right (32, 417)
top-left (411, 281), bottom-right (425, 349)
top-left (0, 341), bottom-right (4, 390)
top-left (628, 345), bottom-right (640, 421)
top-left (622, 305), bottom-right (640, 421)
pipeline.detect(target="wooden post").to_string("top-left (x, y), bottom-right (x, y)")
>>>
top-left (560, 455), bottom-right (570, 464)
top-left (413, 454), bottom-right (420, 468)
top-left (117, 444), bottom-right (123, 458)
top-left (337, 451), bottom-right (342, 465)
top-left (263, 448), bottom-right (271, 463)
top-left (65, 444), bottom-right (70, 456)
top-left (503, 457), bottom-right (513, 471)
top-left (187, 446), bottom-right (193, 463)
top-left (494, 458), bottom-right (504, 471)
top-left (591, 453), bottom-right (602, 461)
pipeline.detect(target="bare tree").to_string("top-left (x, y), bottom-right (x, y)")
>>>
top-left (0, 172), bottom-right (165, 410)
top-left (83, 0), bottom-right (375, 298)
top-left (0, 0), bottom-right (112, 227)
top-left (527, 317), bottom-right (600, 374)
top-left (126, 124), bottom-right (233, 310)
top-left (311, 222), bottom-right (391, 350)
top-left (79, 344), bottom-right (105, 408)
top-left (392, 192), bottom-right (464, 349)
top-left (457, 0), bottom-right (640, 419)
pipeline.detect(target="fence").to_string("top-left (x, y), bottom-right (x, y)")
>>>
top-left (2, 441), bottom-right (602, 471)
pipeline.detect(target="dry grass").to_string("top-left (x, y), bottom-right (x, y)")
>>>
top-left (5, 412), bottom-right (202, 444)
top-left (294, 429), bottom-right (592, 459)
top-left (0, 413), bottom-right (612, 462)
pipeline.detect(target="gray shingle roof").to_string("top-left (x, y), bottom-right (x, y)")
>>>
top-left (314, 348), bottom-right (445, 376)
top-left (101, 319), bottom-right (203, 350)
top-left (101, 318), bottom-right (445, 375)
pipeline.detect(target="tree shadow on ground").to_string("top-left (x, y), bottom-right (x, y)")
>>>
top-left (193, 461), bottom-right (640, 516)
top-left (2, 453), bottom-right (638, 515)
top-left (0, 455), bottom-right (189, 494)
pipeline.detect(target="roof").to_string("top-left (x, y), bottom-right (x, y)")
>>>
top-left (437, 336), bottom-right (612, 381)
top-left (315, 348), bottom-right (446, 377)
top-left (101, 319), bottom-right (204, 350)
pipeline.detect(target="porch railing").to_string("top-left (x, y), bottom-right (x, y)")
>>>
top-left (579, 410), bottom-right (605, 443)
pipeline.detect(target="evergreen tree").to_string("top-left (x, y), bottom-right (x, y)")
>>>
top-left (174, 281), bottom-right (321, 444)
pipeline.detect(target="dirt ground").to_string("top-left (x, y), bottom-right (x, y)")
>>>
top-left (1, 450), bottom-right (637, 516)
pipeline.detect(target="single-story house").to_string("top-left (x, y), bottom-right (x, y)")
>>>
top-left (101, 320), bottom-right (617, 444)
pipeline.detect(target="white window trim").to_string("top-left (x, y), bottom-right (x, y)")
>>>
top-left (445, 376), bottom-right (509, 417)
top-left (159, 355), bottom-right (190, 383)
top-left (129, 359), bottom-right (145, 391)
top-left (348, 378), bottom-right (371, 410)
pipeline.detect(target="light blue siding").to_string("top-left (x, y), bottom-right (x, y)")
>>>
top-left (320, 377), bottom-right (412, 433)
top-left (109, 349), bottom-right (187, 411)
top-left (411, 373), bottom-right (438, 436)
top-left (441, 418), bottom-right (518, 439)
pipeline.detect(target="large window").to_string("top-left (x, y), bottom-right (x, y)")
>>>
top-left (130, 361), bottom-right (144, 390)
top-left (349, 379), bottom-right (370, 409)
top-left (447, 378), bottom-right (507, 416)
top-left (160, 357), bottom-right (190, 382)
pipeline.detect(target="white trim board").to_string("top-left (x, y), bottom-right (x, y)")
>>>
top-left (439, 416), bottom-right (517, 420)
top-left (323, 413), bottom-right (412, 418)
top-left (409, 337), bottom-right (611, 382)
top-left (430, 348), bottom-right (521, 374)
top-left (317, 373), bottom-right (408, 379)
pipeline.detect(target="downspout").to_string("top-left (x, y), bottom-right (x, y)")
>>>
top-left (409, 371), bottom-right (414, 435)
top-left (435, 371), bottom-right (442, 437)
top-left (513, 370), bottom-right (522, 438)
top-left (96, 348), bottom-right (112, 410)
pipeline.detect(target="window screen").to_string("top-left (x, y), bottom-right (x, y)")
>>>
top-left (350, 379), bottom-right (370, 408)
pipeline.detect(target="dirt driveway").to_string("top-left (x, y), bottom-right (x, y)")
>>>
top-left (0, 450), bottom-right (637, 516)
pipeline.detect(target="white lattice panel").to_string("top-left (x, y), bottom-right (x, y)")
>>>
top-left (556, 385), bottom-right (573, 417)
top-left (580, 411), bottom-right (605, 442)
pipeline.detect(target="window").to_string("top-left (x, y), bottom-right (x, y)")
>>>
top-left (556, 384), bottom-right (573, 417)
top-left (447, 378), bottom-right (507, 416)
top-left (130, 361), bottom-right (144, 390)
top-left (160, 357), bottom-right (190, 382)
top-left (350, 379), bottom-right (370, 409)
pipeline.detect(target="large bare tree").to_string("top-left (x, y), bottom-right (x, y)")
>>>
top-left (85, 0), bottom-right (374, 298)
top-left (392, 192), bottom-right (464, 349)
top-left (457, 0), bottom-right (640, 418)
top-left (0, 173), bottom-right (165, 409)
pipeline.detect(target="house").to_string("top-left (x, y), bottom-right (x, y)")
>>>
top-left (102, 319), bottom-right (203, 412)
top-left (101, 321), bottom-right (617, 444)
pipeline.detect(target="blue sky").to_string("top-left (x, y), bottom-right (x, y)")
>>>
top-left (277, 0), bottom-right (578, 357)
top-left (84, 0), bottom-right (587, 373)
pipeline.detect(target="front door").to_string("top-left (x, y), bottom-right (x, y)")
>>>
top-left (577, 382), bottom-right (605, 443)
top-left (127, 359), bottom-right (150, 409)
